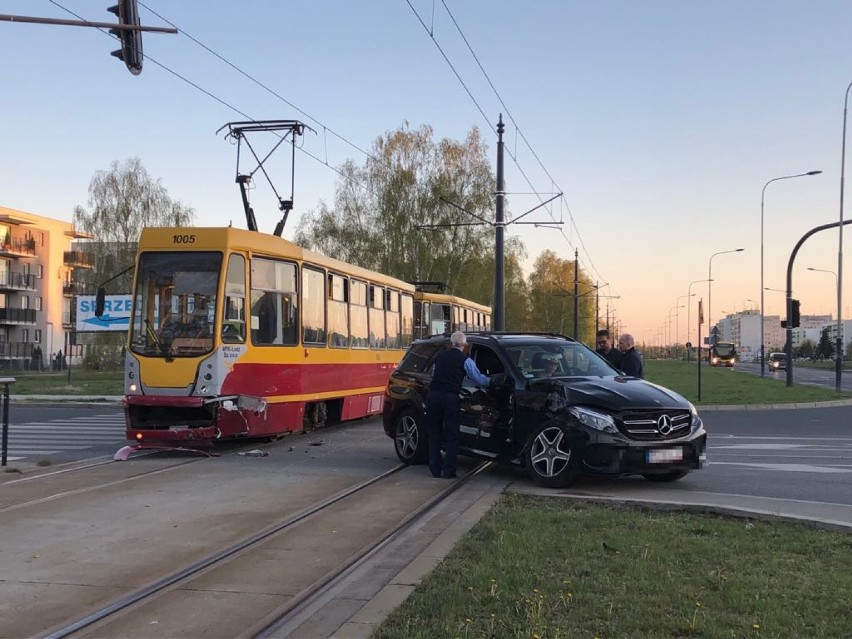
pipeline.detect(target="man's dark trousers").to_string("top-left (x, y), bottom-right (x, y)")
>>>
top-left (426, 390), bottom-right (461, 478)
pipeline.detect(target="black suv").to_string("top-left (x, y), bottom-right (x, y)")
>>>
top-left (382, 333), bottom-right (706, 488)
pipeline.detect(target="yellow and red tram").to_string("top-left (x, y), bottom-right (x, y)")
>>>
top-left (121, 226), bottom-right (418, 448)
top-left (412, 290), bottom-right (491, 339)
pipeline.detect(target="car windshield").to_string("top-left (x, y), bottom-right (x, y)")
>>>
top-left (772, 354), bottom-right (786, 361)
top-left (505, 342), bottom-right (618, 378)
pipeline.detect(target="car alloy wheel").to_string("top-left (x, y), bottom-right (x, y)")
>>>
top-left (393, 409), bottom-right (428, 464)
top-left (526, 424), bottom-right (575, 488)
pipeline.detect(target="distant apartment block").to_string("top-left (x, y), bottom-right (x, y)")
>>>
top-left (0, 205), bottom-right (94, 369)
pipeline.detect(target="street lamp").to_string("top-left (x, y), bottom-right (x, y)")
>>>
top-left (687, 279), bottom-right (712, 360)
top-left (760, 170), bottom-right (822, 376)
top-left (708, 248), bottom-right (745, 346)
top-left (668, 305), bottom-right (684, 357)
top-left (675, 294), bottom-right (694, 358)
top-left (836, 80), bottom-right (852, 391)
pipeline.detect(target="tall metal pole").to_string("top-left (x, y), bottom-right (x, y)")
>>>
top-left (687, 279), bottom-right (712, 361)
top-left (708, 248), bottom-right (744, 346)
top-left (573, 249), bottom-right (579, 339)
top-left (494, 115), bottom-right (505, 331)
top-left (595, 285), bottom-right (600, 338)
top-left (837, 82), bottom-right (852, 392)
top-left (760, 171), bottom-right (822, 377)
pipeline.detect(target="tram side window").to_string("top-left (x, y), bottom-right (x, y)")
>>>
top-left (350, 280), bottom-right (369, 349)
top-left (385, 289), bottom-right (400, 349)
top-left (369, 285), bottom-right (386, 349)
top-left (328, 273), bottom-right (349, 348)
top-left (401, 293), bottom-right (414, 347)
top-left (222, 254), bottom-right (246, 343)
top-left (431, 303), bottom-right (450, 336)
top-left (250, 258), bottom-right (298, 346)
top-left (302, 267), bottom-right (326, 345)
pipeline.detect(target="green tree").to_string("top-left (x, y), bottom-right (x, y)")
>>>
top-left (796, 339), bottom-right (816, 359)
top-left (295, 123), bottom-right (520, 308)
top-left (817, 328), bottom-right (833, 359)
top-left (526, 249), bottom-right (595, 341)
top-left (73, 157), bottom-right (195, 292)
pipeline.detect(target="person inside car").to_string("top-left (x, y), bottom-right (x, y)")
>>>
top-left (425, 331), bottom-right (490, 479)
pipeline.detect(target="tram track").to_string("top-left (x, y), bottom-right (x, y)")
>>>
top-left (0, 437), bottom-right (293, 513)
top-left (39, 462), bottom-right (492, 639)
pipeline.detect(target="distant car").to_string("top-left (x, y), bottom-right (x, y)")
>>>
top-left (768, 352), bottom-right (787, 371)
top-left (382, 332), bottom-right (707, 488)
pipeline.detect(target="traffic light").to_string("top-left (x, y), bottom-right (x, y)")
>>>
top-left (108, 0), bottom-right (143, 75)
top-left (790, 298), bottom-right (801, 328)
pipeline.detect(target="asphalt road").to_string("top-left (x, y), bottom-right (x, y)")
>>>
top-left (5, 403), bottom-right (850, 510)
top-left (734, 361), bottom-right (852, 391)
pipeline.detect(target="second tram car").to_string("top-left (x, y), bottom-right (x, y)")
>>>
top-left (119, 226), bottom-right (419, 449)
top-left (412, 287), bottom-right (491, 339)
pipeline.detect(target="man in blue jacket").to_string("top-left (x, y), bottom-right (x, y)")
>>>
top-left (426, 331), bottom-right (490, 479)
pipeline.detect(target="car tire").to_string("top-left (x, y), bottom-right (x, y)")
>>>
top-left (642, 470), bottom-right (688, 482)
top-left (525, 423), bottom-right (575, 488)
top-left (393, 409), bottom-right (428, 465)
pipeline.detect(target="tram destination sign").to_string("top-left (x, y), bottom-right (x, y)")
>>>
top-left (76, 294), bottom-right (132, 332)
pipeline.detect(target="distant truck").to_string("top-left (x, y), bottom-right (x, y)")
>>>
top-left (709, 341), bottom-right (737, 367)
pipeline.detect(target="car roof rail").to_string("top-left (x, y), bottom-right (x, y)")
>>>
top-left (422, 331), bottom-right (577, 344)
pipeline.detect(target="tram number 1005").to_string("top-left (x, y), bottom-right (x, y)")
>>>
top-left (172, 234), bottom-right (196, 244)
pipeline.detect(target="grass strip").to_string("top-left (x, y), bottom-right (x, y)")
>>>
top-left (644, 360), bottom-right (851, 405)
top-left (374, 494), bottom-right (852, 639)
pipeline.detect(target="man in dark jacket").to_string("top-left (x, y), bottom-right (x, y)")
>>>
top-left (596, 329), bottom-right (623, 368)
top-left (426, 331), bottom-right (490, 479)
top-left (617, 333), bottom-right (644, 378)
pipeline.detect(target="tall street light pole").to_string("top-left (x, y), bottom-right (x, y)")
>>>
top-left (760, 170), bottom-right (822, 377)
top-left (708, 248), bottom-right (745, 347)
top-left (836, 81), bottom-right (852, 392)
top-left (668, 305), bottom-right (684, 357)
top-left (687, 279), bottom-right (712, 361)
top-left (676, 294), bottom-right (695, 359)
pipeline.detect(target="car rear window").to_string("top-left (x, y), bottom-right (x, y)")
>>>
top-left (397, 342), bottom-right (444, 373)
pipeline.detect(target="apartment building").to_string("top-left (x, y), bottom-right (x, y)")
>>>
top-left (0, 205), bottom-right (93, 370)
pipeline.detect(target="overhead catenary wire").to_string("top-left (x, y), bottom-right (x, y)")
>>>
top-left (410, 0), bottom-right (610, 290)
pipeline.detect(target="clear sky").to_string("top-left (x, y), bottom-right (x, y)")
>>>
top-left (3, 1), bottom-right (852, 346)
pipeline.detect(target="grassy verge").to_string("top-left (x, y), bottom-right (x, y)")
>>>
top-left (644, 360), bottom-right (851, 405)
top-left (374, 495), bottom-right (852, 639)
top-left (2, 370), bottom-right (123, 395)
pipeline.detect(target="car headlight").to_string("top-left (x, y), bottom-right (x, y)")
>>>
top-left (688, 401), bottom-right (698, 416)
top-left (569, 406), bottom-right (618, 434)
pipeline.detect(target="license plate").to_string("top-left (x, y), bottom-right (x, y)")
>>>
top-left (647, 448), bottom-right (683, 463)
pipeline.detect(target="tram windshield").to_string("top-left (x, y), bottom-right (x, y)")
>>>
top-left (129, 251), bottom-right (223, 357)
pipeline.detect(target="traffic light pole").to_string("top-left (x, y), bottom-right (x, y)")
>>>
top-left (785, 218), bottom-right (852, 387)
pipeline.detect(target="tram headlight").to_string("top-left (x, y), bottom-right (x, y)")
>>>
top-left (129, 383), bottom-right (138, 392)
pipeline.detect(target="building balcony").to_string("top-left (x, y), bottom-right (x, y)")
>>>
top-left (0, 237), bottom-right (37, 259)
top-left (63, 250), bottom-right (96, 269)
top-left (0, 308), bottom-right (37, 325)
top-left (63, 280), bottom-right (88, 296)
top-left (0, 341), bottom-right (36, 360)
top-left (0, 271), bottom-right (36, 291)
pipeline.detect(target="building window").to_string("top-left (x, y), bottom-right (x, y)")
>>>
top-left (34, 329), bottom-right (41, 343)
top-left (22, 329), bottom-right (29, 343)
top-left (35, 297), bottom-right (42, 311)
top-left (40, 232), bottom-right (45, 246)
top-left (20, 295), bottom-right (29, 310)
top-left (37, 264), bottom-right (44, 279)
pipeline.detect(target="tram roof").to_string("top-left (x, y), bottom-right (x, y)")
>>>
top-left (414, 291), bottom-right (492, 313)
top-left (138, 226), bottom-right (415, 292)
